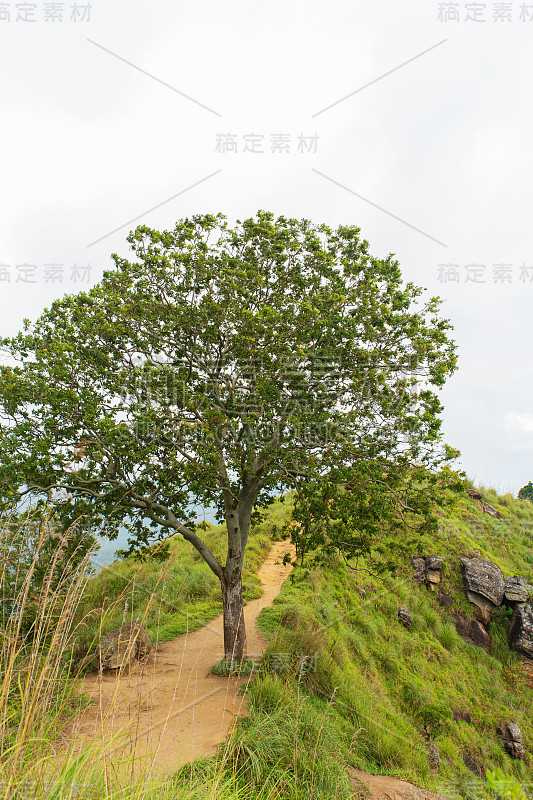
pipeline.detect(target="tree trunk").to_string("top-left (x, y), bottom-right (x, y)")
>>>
top-left (221, 560), bottom-right (246, 661)
top-left (220, 486), bottom-right (257, 662)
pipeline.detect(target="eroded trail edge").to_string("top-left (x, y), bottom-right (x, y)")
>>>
top-left (65, 540), bottom-right (295, 775)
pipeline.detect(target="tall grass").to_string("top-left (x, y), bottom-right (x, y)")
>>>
top-left (0, 508), bottom-right (98, 795)
top-left (0, 502), bottom-right (316, 799)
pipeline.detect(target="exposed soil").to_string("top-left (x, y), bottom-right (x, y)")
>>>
top-left (63, 540), bottom-right (296, 776)
top-left (348, 768), bottom-right (452, 800)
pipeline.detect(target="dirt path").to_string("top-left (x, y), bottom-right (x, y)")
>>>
top-left (65, 540), bottom-right (295, 776)
top-left (348, 769), bottom-right (452, 800)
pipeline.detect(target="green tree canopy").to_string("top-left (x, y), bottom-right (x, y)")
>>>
top-left (518, 482), bottom-right (533, 503)
top-left (0, 211), bottom-right (461, 658)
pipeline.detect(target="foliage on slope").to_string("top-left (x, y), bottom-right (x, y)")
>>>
top-left (207, 483), bottom-right (533, 800)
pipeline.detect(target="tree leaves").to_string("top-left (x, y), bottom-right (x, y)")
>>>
top-left (0, 211), bottom-right (461, 568)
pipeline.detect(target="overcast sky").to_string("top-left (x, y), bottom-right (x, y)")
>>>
top-left (1, 0), bottom-right (532, 497)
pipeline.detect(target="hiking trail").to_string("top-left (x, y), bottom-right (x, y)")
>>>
top-left (64, 540), bottom-right (295, 775)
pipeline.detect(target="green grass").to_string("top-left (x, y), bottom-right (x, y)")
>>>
top-left (70, 496), bottom-right (293, 665)
top-left (228, 486), bottom-right (533, 799)
top-left (3, 486), bottom-right (533, 799)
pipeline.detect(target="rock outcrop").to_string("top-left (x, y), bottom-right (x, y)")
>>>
top-left (426, 556), bottom-right (444, 571)
top-left (465, 488), bottom-right (502, 518)
top-left (451, 612), bottom-right (490, 651)
top-left (398, 607), bottom-right (413, 628)
top-left (412, 557), bottom-right (426, 583)
top-left (412, 556), bottom-right (444, 591)
top-left (98, 621), bottom-right (152, 670)
top-left (504, 576), bottom-right (531, 604)
top-left (498, 723), bottom-right (526, 760)
top-left (460, 557), bottom-right (504, 622)
top-left (483, 502), bottom-right (501, 519)
top-left (509, 603), bottom-right (533, 658)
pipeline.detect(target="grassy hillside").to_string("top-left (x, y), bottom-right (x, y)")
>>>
top-left (214, 483), bottom-right (533, 799)
top-left (2, 483), bottom-right (533, 799)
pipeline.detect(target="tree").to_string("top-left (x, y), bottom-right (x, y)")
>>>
top-left (518, 482), bottom-right (533, 503)
top-left (0, 212), bottom-right (460, 660)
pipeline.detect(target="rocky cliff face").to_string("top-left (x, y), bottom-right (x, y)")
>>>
top-left (509, 603), bottom-right (533, 658)
top-left (460, 557), bottom-right (505, 622)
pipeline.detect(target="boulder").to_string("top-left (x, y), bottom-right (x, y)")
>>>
top-left (98, 621), bottom-right (152, 670)
top-left (412, 557), bottom-right (426, 583)
top-left (398, 607), bottom-right (413, 628)
top-left (483, 502), bottom-right (501, 520)
top-left (426, 556), bottom-right (444, 571)
top-left (509, 603), bottom-right (533, 658)
top-left (451, 612), bottom-right (491, 651)
top-left (504, 576), bottom-right (531, 604)
top-left (498, 723), bottom-right (526, 760)
top-left (466, 593), bottom-right (495, 624)
top-left (412, 555), bottom-right (444, 590)
top-left (461, 558), bottom-right (504, 620)
top-left (425, 570), bottom-right (441, 589)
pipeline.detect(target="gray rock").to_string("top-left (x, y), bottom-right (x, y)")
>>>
top-left (483, 502), bottom-right (501, 519)
top-left (504, 575), bottom-right (531, 604)
top-left (498, 723), bottom-right (526, 760)
top-left (509, 603), bottom-right (533, 658)
top-left (506, 723), bottom-right (522, 742)
top-left (426, 556), bottom-right (444, 571)
top-left (466, 592), bottom-right (495, 624)
top-left (412, 557), bottom-right (426, 583)
top-left (98, 621), bottom-right (152, 670)
top-left (412, 555), bottom-right (444, 590)
top-left (398, 606), bottom-right (413, 628)
top-left (461, 557), bottom-right (504, 612)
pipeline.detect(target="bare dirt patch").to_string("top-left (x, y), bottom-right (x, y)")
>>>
top-left (63, 540), bottom-right (295, 776)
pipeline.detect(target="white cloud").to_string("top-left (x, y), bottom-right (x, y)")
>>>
top-left (1, 0), bottom-right (533, 493)
top-left (504, 413), bottom-right (533, 435)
